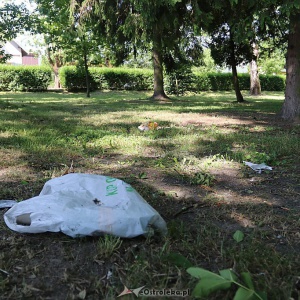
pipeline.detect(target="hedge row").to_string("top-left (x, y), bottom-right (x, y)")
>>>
top-left (59, 66), bottom-right (286, 93)
top-left (59, 66), bottom-right (153, 91)
top-left (0, 65), bottom-right (51, 91)
top-left (192, 72), bottom-right (286, 92)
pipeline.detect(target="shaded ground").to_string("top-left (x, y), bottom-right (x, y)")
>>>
top-left (0, 96), bottom-right (300, 300)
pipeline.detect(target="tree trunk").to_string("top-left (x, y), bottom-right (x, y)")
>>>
top-left (53, 69), bottom-right (61, 89)
top-left (232, 64), bottom-right (244, 102)
top-left (47, 48), bottom-right (62, 89)
top-left (281, 12), bottom-right (300, 121)
top-left (83, 52), bottom-right (90, 98)
top-left (229, 36), bottom-right (244, 102)
top-left (250, 43), bottom-right (261, 96)
top-left (151, 28), bottom-right (169, 100)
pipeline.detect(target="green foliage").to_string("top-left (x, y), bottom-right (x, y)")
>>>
top-left (193, 72), bottom-right (235, 91)
top-left (193, 48), bottom-right (220, 73)
top-left (260, 75), bottom-right (285, 91)
top-left (209, 26), bottom-right (252, 69)
top-left (59, 67), bottom-right (285, 93)
top-left (96, 235), bottom-right (122, 259)
top-left (59, 66), bottom-right (153, 91)
top-left (165, 66), bottom-right (197, 95)
top-left (190, 172), bottom-right (215, 186)
top-left (187, 267), bottom-right (266, 299)
top-left (0, 65), bottom-right (51, 91)
top-left (259, 56), bottom-right (285, 76)
top-left (233, 230), bottom-right (245, 243)
top-left (59, 66), bottom-right (98, 92)
top-left (193, 72), bottom-right (285, 92)
top-left (209, 73), bottom-right (235, 91)
top-left (163, 252), bottom-right (193, 269)
top-left (0, 4), bottom-right (30, 63)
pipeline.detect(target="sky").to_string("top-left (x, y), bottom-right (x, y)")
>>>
top-left (0, 0), bottom-right (35, 9)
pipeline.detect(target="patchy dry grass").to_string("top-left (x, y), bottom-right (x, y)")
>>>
top-left (0, 90), bottom-right (299, 299)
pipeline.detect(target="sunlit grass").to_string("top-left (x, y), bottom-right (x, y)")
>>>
top-left (0, 90), bottom-right (297, 171)
top-left (0, 90), bottom-right (299, 299)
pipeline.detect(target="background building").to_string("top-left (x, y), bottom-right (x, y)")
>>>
top-left (2, 40), bottom-right (39, 65)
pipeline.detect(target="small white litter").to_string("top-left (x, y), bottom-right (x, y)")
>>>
top-left (243, 161), bottom-right (273, 174)
top-left (3, 173), bottom-right (167, 238)
top-left (138, 122), bottom-right (158, 131)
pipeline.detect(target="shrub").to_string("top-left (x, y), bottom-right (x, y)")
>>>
top-left (0, 65), bottom-right (51, 91)
top-left (59, 66), bottom-right (98, 92)
top-left (165, 66), bottom-right (197, 95)
top-left (237, 73), bottom-right (251, 90)
top-left (260, 74), bottom-right (285, 91)
top-left (193, 72), bottom-right (285, 92)
top-left (193, 72), bottom-right (235, 91)
top-left (59, 66), bottom-right (153, 91)
top-left (59, 66), bottom-right (285, 93)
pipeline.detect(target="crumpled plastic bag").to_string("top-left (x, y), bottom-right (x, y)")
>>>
top-left (243, 161), bottom-right (273, 174)
top-left (0, 200), bottom-right (17, 209)
top-left (4, 173), bottom-right (167, 238)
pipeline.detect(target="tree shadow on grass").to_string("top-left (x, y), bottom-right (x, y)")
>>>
top-left (0, 91), bottom-right (299, 299)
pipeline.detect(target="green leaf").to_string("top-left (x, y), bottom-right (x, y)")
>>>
top-left (256, 291), bottom-right (268, 300)
top-left (187, 267), bottom-right (220, 279)
top-left (241, 272), bottom-right (254, 289)
top-left (233, 287), bottom-right (260, 300)
top-left (138, 172), bottom-right (147, 179)
top-left (233, 230), bottom-right (244, 243)
top-left (229, 0), bottom-right (238, 6)
top-left (219, 269), bottom-right (238, 281)
top-left (169, 0), bottom-right (182, 4)
top-left (191, 277), bottom-right (232, 297)
top-left (192, 281), bottom-right (205, 297)
top-left (164, 252), bottom-right (193, 268)
top-left (187, 267), bottom-right (232, 297)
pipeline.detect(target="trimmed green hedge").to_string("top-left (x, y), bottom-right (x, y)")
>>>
top-left (193, 72), bottom-right (285, 92)
top-left (259, 74), bottom-right (286, 91)
top-left (59, 66), bottom-right (153, 91)
top-left (0, 65), bottom-right (52, 91)
top-left (59, 66), bottom-right (286, 93)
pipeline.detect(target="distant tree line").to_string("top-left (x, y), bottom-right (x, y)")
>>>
top-left (0, 0), bottom-right (299, 121)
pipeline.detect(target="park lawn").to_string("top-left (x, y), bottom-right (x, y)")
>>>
top-left (0, 90), bottom-right (299, 299)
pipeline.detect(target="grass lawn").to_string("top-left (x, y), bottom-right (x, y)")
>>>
top-left (0, 90), bottom-right (299, 299)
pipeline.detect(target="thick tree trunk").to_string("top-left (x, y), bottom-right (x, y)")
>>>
top-left (151, 28), bottom-right (169, 100)
top-left (281, 12), bottom-right (300, 121)
top-left (250, 43), bottom-right (261, 96)
top-left (229, 37), bottom-right (244, 102)
top-left (53, 69), bottom-right (61, 89)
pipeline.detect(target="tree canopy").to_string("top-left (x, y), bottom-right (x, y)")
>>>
top-left (2, 0), bottom-right (300, 121)
top-left (0, 3), bottom-right (30, 63)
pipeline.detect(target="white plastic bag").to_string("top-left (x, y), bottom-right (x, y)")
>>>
top-left (4, 173), bottom-right (167, 238)
top-left (0, 200), bottom-right (17, 209)
top-left (243, 161), bottom-right (273, 174)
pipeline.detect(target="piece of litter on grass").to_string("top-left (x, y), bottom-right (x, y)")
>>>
top-left (243, 161), bottom-right (272, 174)
top-left (0, 200), bottom-right (17, 209)
top-left (138, 121), bottom-right (158, 131)
top-left (4, 173), bottom-right (167, 238)
top-left (0, 268), bottom-right (9, 276)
